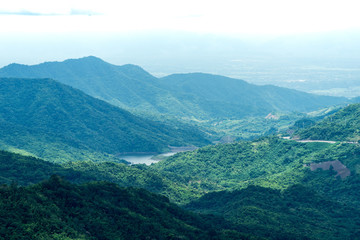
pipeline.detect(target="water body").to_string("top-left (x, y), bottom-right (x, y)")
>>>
top-left (120, 152), bottom-right (177, 165)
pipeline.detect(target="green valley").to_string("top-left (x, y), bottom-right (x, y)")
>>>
top-left (1, 57), bottom-right (360, 239)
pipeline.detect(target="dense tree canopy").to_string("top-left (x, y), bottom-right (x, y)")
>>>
top-left (0, 176), bottom-right (249, 240)
top-left (298, 103), bottom-right (360, 142)
top-left (0, 77), bottom-right (209, 162)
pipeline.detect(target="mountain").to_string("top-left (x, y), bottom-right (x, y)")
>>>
top-left (0, 57), bottom-right (347, 121)
top-left (0, 57), bottom-right (188, 115)
top-left (186, 185), bottom-right (360, 240)
top-left (152, 137), bottom-right (317, 191)
top-left (159, 73), bottom-right (347, 118)
top-left (0, 78), bottom-right (209, 162)
top-left (297, 103), bottom-right (360, 142)
top-left (152, 137), bottom-right (360, 205)
top-left (0, 175), bottom-right (248, 240)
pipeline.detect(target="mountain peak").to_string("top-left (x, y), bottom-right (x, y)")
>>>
top-left (117, 64), bottom-right (157, 81)
top-left (1, 56), bottom-right (107, 71)
top-left (63, 56), bottom-right (107, 65)
top-left (120, 63), bottom-right (145, 70)
top-left (81, 55), bottom-right (102, 61)
top-left (2, 62), bottom-right (28, 70)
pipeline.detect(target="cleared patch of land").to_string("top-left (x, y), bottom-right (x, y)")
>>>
top-left (308, 160), bottom-right (351, 179)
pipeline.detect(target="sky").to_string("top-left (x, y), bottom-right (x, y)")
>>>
top-left (1, 0), bottom-right (360, 93)
top-left (1, 0), bottom-right (360, 35)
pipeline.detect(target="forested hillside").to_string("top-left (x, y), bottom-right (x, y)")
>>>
top-left (1, 58), bottom-right (359, 239)
top-left (0, 57), bottom-right (178, 114)
top-left (0, 57), bottom-right (347, 121)
top-left (3, 135), bottom-right (360, 206)
top-left (160, 73), bottom-right (346, 117)
top-left (0, 176), bottom-right (249, 240)
top-left (186, 185), bottom-right (360, 240)
top-left (0, 150), bottom-right (93, 185)
top-left (297, 103), bottom-right (360, 141)
top-left (0, 149), bottom-right (205, 203)
top-left (2, 133), bottom-right (360, 239)
top-left (0, 78), bottom-right (209, 162)
top-left (153, 137), bottom-right (321, 190)
top-left (152, 137), bottom-right (360, 205)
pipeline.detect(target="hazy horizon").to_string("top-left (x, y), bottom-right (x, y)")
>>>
top-left (1, 0), bottom-right (360, 97)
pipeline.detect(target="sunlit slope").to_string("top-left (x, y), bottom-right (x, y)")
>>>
top-left (152, 137), bottom-right (360, 205)
top-left (298, 103), bottom-right (360, 141)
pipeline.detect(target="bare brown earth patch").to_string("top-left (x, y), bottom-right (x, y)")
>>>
top-left (308, 160), bottom-right (351, 179)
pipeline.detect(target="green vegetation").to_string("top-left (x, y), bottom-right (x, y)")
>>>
top-left (0, 150), bottom-right (94, 185)
top-left (152, 137), bottom-right (360, 206)
top-left (63, 161), bottom-right (205, 204)
top-left (0, 150), bottom-right (204, 204)
top-left (0, 57), bottom-right (349, 142)
top-left (298, 103), bottom-right (360, 142)
top-left (0, 175), bottom-right (249, 240)
top-left (4, 134), bottom-right (360, 206)
top-left (0, 57), bottom-right (346, 122)
top-left (198, 112), bottom-right (306, 141)
top-left (160, 73), bottom-right (346, 118)
top-left (1, 134), bottom-right (360, 239)
top-left (186, 185), bottom-right (360, 240)
top-left (153, 137), bottom-right (315, 191)
top-left (194, 106), bottom-right (344, 141)
top-left (1, 59), bottom-right (359, 239)
top-left (0, 78), bottom-right (209, 162)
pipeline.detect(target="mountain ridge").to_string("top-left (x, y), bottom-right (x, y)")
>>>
top-left (0, 56), bottom-right (348, 121)
top-left (296, 103), bottom-right (360, 142)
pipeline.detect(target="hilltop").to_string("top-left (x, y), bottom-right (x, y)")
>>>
top-left (0, 56), bottom-right (347, 121)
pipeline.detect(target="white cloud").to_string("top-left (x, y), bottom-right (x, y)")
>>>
top-left (0, 0), bottom-right (360, 35)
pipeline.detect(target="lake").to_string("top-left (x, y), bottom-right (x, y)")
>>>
top-left (119, 152), bottom-right (178, 165)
